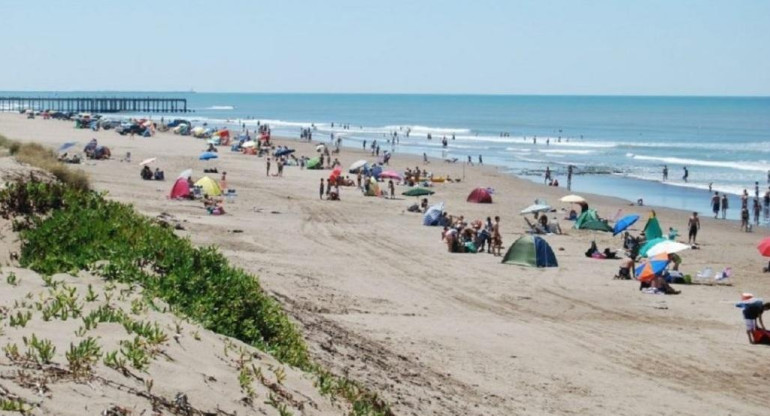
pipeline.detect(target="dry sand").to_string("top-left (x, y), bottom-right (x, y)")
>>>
top-left (1, 113), bottom-right (769, 415)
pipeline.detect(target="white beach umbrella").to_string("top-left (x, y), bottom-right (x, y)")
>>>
top-left (241, 141), bottom-right (256, 148)
top-left (646, 241), bottom-right (691, 257)
top-left (520, 204), bottom-right (552, 215)
top-left (316, 144), bottom-right (326, 152)
top-left (349, 160), bottom-right (368, 172)
top-left (560, 194), bottom-right (586, 203)
top-left (139, 158), bottom-right (156, 166)
top-left (178, 169), bottom-right (193, 179)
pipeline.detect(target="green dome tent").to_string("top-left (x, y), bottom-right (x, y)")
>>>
top-left (574, 209), bottom-right (613, 232)
top-left (502, 235), bottom-right (558, 268)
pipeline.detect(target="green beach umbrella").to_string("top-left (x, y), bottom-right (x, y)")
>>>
top-left (306, 156), bottom-right (321, 170)
top-left (402, 187), bottom-right (435, 197)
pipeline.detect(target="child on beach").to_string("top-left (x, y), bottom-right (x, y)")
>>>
top-left (721, 193), bottom-right (729, 219)
top-left (388, 179), bottom-right (395, 199)
top-left (492, 216), bottom-right (503, 256)
top-left (319, 178), bottom-right (324, 200)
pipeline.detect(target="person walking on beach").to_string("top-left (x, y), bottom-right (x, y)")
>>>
top-left (388, 179), bottom-right (395, 199)
top-left (363, 140), bottom-right (366, 150)
top-left (711, 192), bottom-right (721, 219)
top-left (423, 152), bottom-right (429, 164)
top-left (741, 207), bottom-right (750, 231)
top-left (721, 193), bottom-right (729, 219)
top-left (662, 165), bottom-right (668, 181)
top-left (764, 189), bottom-right (770, 220)
top-left (266, 158), bottom-right (271, 177)
top-left (544, 166), bottom-right (552, 184)
top-left (567, 165), bottom-right (574, 190)
top-left (319, 178), bottom-right (324, 200)
top-left (687, 212), bottom-right (700, 245)
top-left (755, 181), bottom-right (760, 199)
top-left (277, 158), bottom-right (284, 177)
top-left (468, 155), bottom-right (473, 165)
top-left (478, 154), bottom-right (483, 165)
top-left (741, 189), bottom-right (749, 209)
top-left (682, 166), bottom-right (689, 182)
top-left (753, 198), bottom-right (761, 226)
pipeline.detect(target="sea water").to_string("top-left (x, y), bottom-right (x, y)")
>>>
top-left (3, 92), bottom-right (770, 222)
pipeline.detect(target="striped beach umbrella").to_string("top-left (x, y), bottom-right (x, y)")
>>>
top-left (635, 253), bottom-right (670, 282)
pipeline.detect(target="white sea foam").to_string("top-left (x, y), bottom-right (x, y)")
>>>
top-left (382, 125), bottom-right (471, 135)
top-left (204, 105), bottom-right (235, 110)
top-left (537, 149), bottom-right (594, 155)
top-left (629, 154), bottom-right (770, 173)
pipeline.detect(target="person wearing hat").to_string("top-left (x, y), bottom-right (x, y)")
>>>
top-left (736, 293), bottom-right (770, 344)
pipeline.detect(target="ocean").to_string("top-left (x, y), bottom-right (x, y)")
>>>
top-left (3, 92), bottom-right (770, 222)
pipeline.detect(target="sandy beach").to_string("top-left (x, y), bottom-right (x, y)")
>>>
top-left (2, 113), bottom-right (770, 415)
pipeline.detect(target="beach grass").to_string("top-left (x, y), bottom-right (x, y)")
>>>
top-left (0, 134), bottom-right (89, 191)
top-left (0, 176), bottom-right (391, 416)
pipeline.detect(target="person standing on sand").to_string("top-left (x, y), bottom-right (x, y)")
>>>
top-left (682, 166), bottom-right (689, 182)
top-left (567, 165), bottom-right (574, 190)
top-left (277, 158), bottom-right (284, 177)
top-left (492, 216), bottom-right (503, 256)
top-left (741, 189), bottom-right (749, 209)
top-left (711, 192), bottom-right (721, 219)
top-left (741, 207), bottom-right (750, 231)
top-left (755, 181), bottom-right (760, 199)
top-left (319, 178), bottom-right (324, 200)
top-left (467, 155), bottom-right (473, 165)
top-left (687, 212), bottom-right (700, 245)
top-left (266, 158), bottom-right (271, 177)
top-left (721, 193), bottom-right (729, 219)
top-left (220, 172), bottom-right (227, 191)
top-left (662, 165), bottom-right (668, 181)
top-left (544, 166), bottom-right (552, 184)
top-left (388, 179), bottom-right (395, 199)
top-left (478, 154), bottom-right (483, 165)
top-left (753, 198), bottom-right (761, 226)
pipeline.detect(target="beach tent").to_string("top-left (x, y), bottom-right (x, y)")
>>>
top-left (169, 177), bottom-right (190, 199)
top-left (574, 209), bottom-right (613, 232)
top-left (423, 202), bottom-right (444, 226)
top-left (643, 216), bottom-right (663, 240)
top-left (349, 160), bottom-right (368, 173)
top-left (467, 187), bottom-right (493, 203)
top-left (195, 176), bottom-right (222, 196)
top-left (306, 157), bottom-right (322, 170)
top-left (502, 235), bottom-right (558, 268)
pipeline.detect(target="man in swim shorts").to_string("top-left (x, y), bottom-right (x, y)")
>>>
top-left (687, 212), bottom-right (700, 245)
top-left (711, 192), bottom-right (720, 219)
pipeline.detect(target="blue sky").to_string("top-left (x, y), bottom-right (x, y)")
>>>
top-left (1, 0), bottom-right (768, 95)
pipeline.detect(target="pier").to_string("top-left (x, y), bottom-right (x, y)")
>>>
top-left (0, 96), bottom-right (189, 113)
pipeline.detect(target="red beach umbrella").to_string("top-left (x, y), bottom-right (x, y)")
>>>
top-left (758, 237), bottom-right (770, 257)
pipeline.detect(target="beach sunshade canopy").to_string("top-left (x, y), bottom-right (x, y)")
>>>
top-left (402, 187), bottom-right (435, 197)
top-left (643, 216), bottom-right (663, 240)
top-left (646, 240), bottom-right (691, 257)
top-left (194, 176), bottom-right (222, 196)
top-left (574, 209), bottom-right (612, 232)
top-left (316, 144), bottom-right (325, 152)
top-left (520, 203), bottom-right (551, 215)
top-left (349, 160), bottom-right (368, 173)
top-left (139, 157), bottom-right (156, 166)
top-left (274, 148), bottom-right (295, 157)
top-left (57, 141), bottom-right (77, 152)
top-left (199, 152), bottom-right (218, 160)
top-left (759, 237), bottom-right (770, 257)
top-left (306, 156), bottom-right (322, 170)
top-left (241, 141), bottom-right (256, 148)
top-left (502, 235), bottom-right (558, 268)
top-left (613, 214), bottom-right (640, 236)
top-left (178, 168), bottom-right (192, 179)
top-left (467, 187), bottom-right (493, 203)
top-left (639, 237), bottom-right (668, 258)
top-left (169, 177), bottom-right (190, 199)
top-left (560, 194), bottom-right (586, 203)
top-left (423, 202), bottom-right (444, 226)
top-left (635, 253), bottom-right (670, 282)
top-left (379, 170), bottom-right (402, 180)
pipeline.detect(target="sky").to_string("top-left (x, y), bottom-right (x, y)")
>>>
top-left (0, 0), bottom-right (768, 95)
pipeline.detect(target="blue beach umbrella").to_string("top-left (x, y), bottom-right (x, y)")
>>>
top-left (199, 151), bottom-right (218, 161)
top-left (274, 148), bottom-right (295, 157)
top-left (423, 202), bottom-right (444, 226)
top-left (635, 253), bottom-right (670, 282)
top-left (613, 214), bottom-right (640, 236)
top-left (58, 141), bottom-right (77, 152)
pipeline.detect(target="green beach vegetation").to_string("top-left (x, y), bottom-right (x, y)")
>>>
top-left (0, 174), bottom-right (391, 416)
top-left (0, 134), bottom-right (89, 191)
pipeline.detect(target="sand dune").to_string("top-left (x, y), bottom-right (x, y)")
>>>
top-left (2, 113), bottom-right (769, 415)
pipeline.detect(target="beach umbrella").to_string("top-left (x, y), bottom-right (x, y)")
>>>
top-left (139, 157), bottom-right (156, 166)
top-left (370, 165), bottom-right (383, 179)
top-left (403, 187), bottom-right (435, 197)
top-left (639, 237), bottom-right (668, 257)
top-left (520, 203), bottom-right (551, 215)
top-left (635, 253), bottom-right (670, 282)
top-left (57, 141), bottom-right (77, 152)
top-left (241, 141), bottom-right (256, 148)
top-left (316, 144), bottom-right (326, 152)
top-left (423, 202), bottom-right (444, 226)
top-left (207, 138), bottom-right (218, 144)
top-left (199, 152), bottom-right (218, 161)
top-left (758, 237), bottom-right (770, 257)
top-left (560, 194), bottom-right (586, 203)
top-left (379, 170), bottom-right (402, 180)
top-left (306, 156), bottom-right (321, 169)
top-left (646, 240), bottom-right (691, 257)
top-left (349, 160), bottom-right (368, 172)
top-left (178, 169), bottom-right (192, 179)
top-left (274, 148), bottom-right (295, 157)
top-left (612, 214), bottom-right (640, 236)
